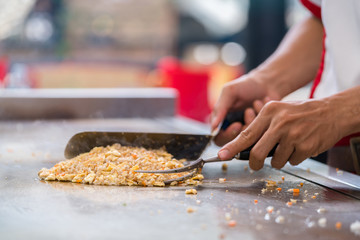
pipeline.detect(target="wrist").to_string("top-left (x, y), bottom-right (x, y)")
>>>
top-left (326, 89), bottom-right (360, 138)
top-left (247, 68), bottom-right (283, 101)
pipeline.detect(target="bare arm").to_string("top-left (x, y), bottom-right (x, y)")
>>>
top-left (253, 15), bottom-right (324, 99)
top-left (329, 86), bottom-right (360, 137)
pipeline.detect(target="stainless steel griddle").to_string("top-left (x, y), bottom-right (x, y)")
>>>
top-left (1, 118), bottom-right (360, 240)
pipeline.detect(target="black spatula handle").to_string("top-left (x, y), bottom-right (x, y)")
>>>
top-left (220, 111), bottom-right (245, 130)
top-left (235, 144), bottom-right (278, 160)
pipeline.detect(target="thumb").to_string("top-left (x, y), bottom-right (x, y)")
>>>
top-left (210, 95), bottom-right (234, 131)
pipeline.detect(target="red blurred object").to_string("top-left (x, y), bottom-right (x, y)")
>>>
top-left (0, 57), bottom-right (8, 85)
top-left (158, 57), bottom-right (211, 122)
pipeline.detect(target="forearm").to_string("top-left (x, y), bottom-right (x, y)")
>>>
top-left (250, 16), bottom-right (324, 99)
top-left (326, 86), bottom-right (360, 137)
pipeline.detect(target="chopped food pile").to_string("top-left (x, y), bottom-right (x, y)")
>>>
top-left (38, 144), bottom-right (203, 187)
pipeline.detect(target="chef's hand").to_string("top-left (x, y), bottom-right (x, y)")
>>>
top-left (217, 99), bottom-right (343, 170)
top-left (213, 98), bottom-right (270, 146)
top-left (211, 74), bottom-right (280, 146)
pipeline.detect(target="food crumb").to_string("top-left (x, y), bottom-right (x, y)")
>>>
top-left (311, 195), bottom-right (317, 199)
top-left (228, 220), bottom-right (237, 227)
top-left (225, 212), bottom-right (232, 221)
top-left (290, 199), bottom-right (297, 204)
top-left (286, 201), bottom-right (292, 207)
top-left (317, 207), bottom-right (327, 214)
top-left (264, 213), bottom-right (271, 221)
top-left (276, 187), bottom-right (282, 192)
top-left (300, 182), bottom-right (304, 187)
top-left (287, 188), bottom-right (300, 193)
top-left (196, 200), bottom-right (201, 204)
top-left (266, 206), bottom-right (274, 213)
top-left (350, 220), bottom-right (360, 236)
top-left (335, 222), bottom-right (342, 230)
top-left (170, 181), bottom-right (178, 186)
top-left (219, 178), bottom-right (226, 183)
top-left (303, 199), bottom-right (308, 203)
top-left (225, 190), bottom-right (229, 192)
top-left (275, 216), bottom-right (285, 224)
top-left (281, 176), bottom-right (285, 181)
top-left (254, 199), bottom-right (258, 204)
top-left (185, 189), bottom-right (197, 195)
top-left (307, 221), bottom-right (316, 228)
top-left (318, 217), bottom-right (327, 228)
top-left (187, 207), bottom-right (196, 213)
top-left (266, 180), bottom-right (277, 189)
top-left (192, 174), bottom-right (204, 181)
top-left (261, 188), bottom-right (267, 194)
top-left (222, 163), bottom-right (228, 171)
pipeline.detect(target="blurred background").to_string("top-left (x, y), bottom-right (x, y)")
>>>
top-left (0, 0), bottom-right (308, 122)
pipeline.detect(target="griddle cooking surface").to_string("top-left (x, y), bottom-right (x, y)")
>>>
top-left (1, 118), bottom-right (360, 240)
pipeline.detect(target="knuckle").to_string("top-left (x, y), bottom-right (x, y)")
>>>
top-left (277, 110), bottom-right (289, 121)
top-left (217, 85), bottom-right (231, 101)
top-left (287, 128), bottom-right (302, 140)
top-left (263, 101), bottom-right (280, 113)
top-left (295, 144), bottom-right (310, 154)
top-left (237, 128), bottom-right (253, 142)
top-left (222, 81), bottom-right (236, 95)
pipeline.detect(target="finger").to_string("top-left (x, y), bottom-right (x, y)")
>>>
top-left (249, 130), bottom-right (279, 170)
top-left (211, 108), bottom-right (228, 131)
top-left (244, 108), bottom-right (256, 126)
top-left (253, 100), bottom-right (264, 114)
top-left (288, 150), bottom-right (308, 166)
top-left (270, 141), bottom-right (295, 169)
top-left (213, 122), bottom-right (243, 146)
top-left (211, 94), bottom-right (233, 130)
top-left (218, 117), bottom-right (267, 160)
top-left (263, 96), bottom-right (271, 103)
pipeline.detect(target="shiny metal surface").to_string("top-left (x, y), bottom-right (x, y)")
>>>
top-left (1, 118), bottom-right (360, 240)
top-left (0, 88), bottom-right (177, 119)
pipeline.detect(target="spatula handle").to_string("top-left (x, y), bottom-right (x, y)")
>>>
top-left (220, 111), bottom-right (245, 130)
top-left (234, 144), bottom-right (277, 160)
